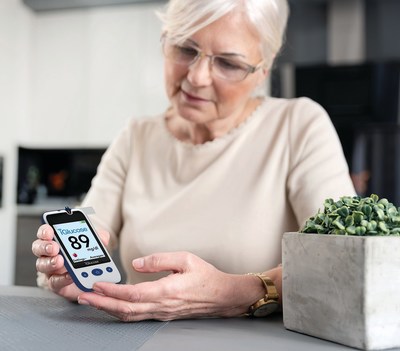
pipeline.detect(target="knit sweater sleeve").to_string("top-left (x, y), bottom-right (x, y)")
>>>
top-left (80, 118), bottom-right (135, 250)
top-left (286, 97), bottom-right (356, 228)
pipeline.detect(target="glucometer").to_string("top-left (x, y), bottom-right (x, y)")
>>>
top-left (42, 207), bottom-right (121, 292)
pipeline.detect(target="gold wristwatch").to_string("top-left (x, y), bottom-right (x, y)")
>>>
top-left (247, 273), bottom-right (279, 317)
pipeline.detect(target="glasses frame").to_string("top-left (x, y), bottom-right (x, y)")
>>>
top-left (161, 36), bottom-right (264, 82)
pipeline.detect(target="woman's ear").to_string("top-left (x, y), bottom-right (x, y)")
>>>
top-left (255, 67), bottom-right (269, 90)
top-left (251, 72), bottom-right (269, 97)
top-left (259, 67), bottom-right (269, 83)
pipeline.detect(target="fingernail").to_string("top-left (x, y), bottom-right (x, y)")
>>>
top-left (93, 285), bottom-right (104, 295)
top-left (78, 297), bottom-right (90, 306)
top-left (50, 257), bottom-right (57, 266)
top-left (132, 258), bottom-right (144, 269)
top-left (45, 244), bottom-right (53, 254)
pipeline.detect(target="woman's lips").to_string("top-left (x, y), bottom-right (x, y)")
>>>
top-left (181, 90), bottom-right (210, 104)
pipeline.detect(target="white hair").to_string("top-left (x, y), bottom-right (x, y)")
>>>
top-left (157, 0), bottom-right (289, 71)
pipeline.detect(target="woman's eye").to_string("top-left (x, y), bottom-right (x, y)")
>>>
top-left (215, 57), bottom-right (244, 71)
top-left (176, 46), bottom-right (198, 58)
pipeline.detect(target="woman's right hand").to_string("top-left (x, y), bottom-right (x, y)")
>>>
top-left (32, 224), bottom-right (110, 301)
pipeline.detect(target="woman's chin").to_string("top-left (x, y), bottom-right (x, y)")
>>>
top-left (169, 94), bottom-right (215, 124)
top-left (178, 110), bottom-right (213, 124)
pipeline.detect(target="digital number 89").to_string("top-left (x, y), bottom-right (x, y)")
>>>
top-left (68, 234), bottom-right (90, 250)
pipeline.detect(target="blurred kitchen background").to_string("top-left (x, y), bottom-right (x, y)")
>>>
top-left (1, 0), bottom-right (399, 286)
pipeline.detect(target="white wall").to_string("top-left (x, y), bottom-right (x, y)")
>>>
top-left (27, 3), bottom-right (168, 146)
top-left (0, 0), bottom-right (31, 285)
top-left (0, 1), bottom-right (168, 285)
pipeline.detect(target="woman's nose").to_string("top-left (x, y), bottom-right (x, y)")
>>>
top-left (186, 56), bottom-right (213, 87)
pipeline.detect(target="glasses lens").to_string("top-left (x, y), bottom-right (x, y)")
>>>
top-left (212, 56), bottom-right (249, 82)
top-left (164, 43), bottom-right (199, 65)
top-left (162, 38), bottom-right (257, 82)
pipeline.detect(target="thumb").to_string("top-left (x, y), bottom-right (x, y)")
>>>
top-left (97, 228), bottom-right (110, 247)
top-left (132, 251), bottom-right (191, 274)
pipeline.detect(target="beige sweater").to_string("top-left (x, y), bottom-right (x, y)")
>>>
top-left (82, 97), bottom-right (355, 284)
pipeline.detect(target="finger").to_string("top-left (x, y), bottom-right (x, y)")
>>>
top-left (48, 272), bottom-right (74, 292)
top-left (96, 229), bottom-right (110, 247)
top-left (88, 280), bottom-right (171, 304)
top-left (37, 224), bottom-right (54, 240)
top-left (132, 251), bottom-right (193, 274)
top-left (77, 293), bottom-right (158, 322)
top-left (33, 225), bottom-right (59, 258)
top-left (32, 239), bottom-right (60, 258)
top-left (35, 255), bottom-right (65, 274)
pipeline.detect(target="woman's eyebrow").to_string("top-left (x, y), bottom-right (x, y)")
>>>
top-left (218, 52), bottom-right (246, 58)
top-left (184, 38), bottom-right (246, 58)
top-left (183, 38), bottom-right (200, 48)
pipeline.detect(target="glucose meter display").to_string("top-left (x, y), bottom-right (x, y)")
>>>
top-left (53, 220), bottom-right (110, 268)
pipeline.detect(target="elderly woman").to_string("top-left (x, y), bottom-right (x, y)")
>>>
top-left (32, 0), bottom-right (355, 321)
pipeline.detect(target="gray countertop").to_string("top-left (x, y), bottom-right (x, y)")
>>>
top-left (1, 285), bottom-right (388, 351)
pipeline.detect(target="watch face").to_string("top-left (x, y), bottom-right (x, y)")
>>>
top-left (253, 300), bottom-right (279, 317)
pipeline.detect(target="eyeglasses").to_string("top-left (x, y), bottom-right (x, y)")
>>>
top-left (162, 38), bottom-right (264, 82)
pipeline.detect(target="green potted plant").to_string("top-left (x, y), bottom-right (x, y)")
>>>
top-left (282, 194), bottom-right (400, 350)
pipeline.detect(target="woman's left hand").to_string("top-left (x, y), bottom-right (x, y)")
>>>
top-left (77, 251), bottom-right (267, 322)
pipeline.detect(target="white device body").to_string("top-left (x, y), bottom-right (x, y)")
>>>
top-left (43, 208), bottom-right (121, 292)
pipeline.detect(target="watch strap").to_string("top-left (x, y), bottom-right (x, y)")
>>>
top-left (247, 273), bottom-right (279, 316)
top-left (249, 273), bottom-right (279, 301)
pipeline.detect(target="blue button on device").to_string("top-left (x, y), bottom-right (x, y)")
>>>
top-left (106, 267), bottom-right (113, 273)
top-left (91, 268), bottom-right (103, 276)
top-left (81, 272), bottom-right (89, 278)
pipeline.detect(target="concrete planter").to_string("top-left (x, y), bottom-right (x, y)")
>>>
top-left (282, 232), bottom-right (400, 350)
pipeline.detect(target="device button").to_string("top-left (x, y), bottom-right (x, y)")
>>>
top-left (106, 267), bottom-right (113, 273)
top-left (91, 268), bottom-right (103, 276)
top-left (81, 272), bottom-right (89, 278)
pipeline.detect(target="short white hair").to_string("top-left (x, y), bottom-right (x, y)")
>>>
top-left (158, 0), bottom-right (289, 71)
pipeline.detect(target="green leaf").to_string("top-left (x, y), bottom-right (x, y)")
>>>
top-left (300, 194), bottom-right (400, 236)
top-left (332, 219), bottom-right (345, 230)
top-left (353, 211), bottom-right (364, 224)
top-left (355, 226), bottom-right (366, 235)
top-left (337, 206), bottom-right (349, 217)
top-left (391, 216), bottom-right (400, 224)
top-left (378, 221), bottom-right (389, 233)
top-left (374, 207), bottom-right (385, 221)
top-left (378, 198), bottom-right (389, 207)
top-left (345, 215), bottom-right (354, 227)
top-left (371, 194), bottom-right (379, 203)
top-left (361, 204), bottom-right (372, 217)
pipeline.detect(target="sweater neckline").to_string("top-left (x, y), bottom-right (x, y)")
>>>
top-left (162, 97), bottom-right (269, 151)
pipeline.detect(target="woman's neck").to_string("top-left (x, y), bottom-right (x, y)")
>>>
top-left (166, 97), bottom-right (263, 145)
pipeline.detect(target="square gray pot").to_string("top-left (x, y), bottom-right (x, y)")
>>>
top-left (282, 232), bottom-right (400, 350)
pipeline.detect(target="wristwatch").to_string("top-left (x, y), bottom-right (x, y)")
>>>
top-left (247, 273), bottom-right (279, 317)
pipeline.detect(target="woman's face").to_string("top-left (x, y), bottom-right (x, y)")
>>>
top-left (164, 10), bottom-right (267, 126)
